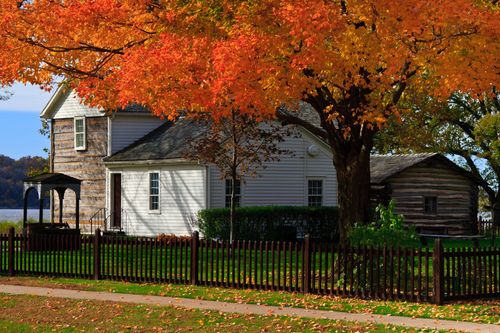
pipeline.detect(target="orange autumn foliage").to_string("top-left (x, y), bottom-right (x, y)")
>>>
top-left (1, 1), bottom-right (496, 121)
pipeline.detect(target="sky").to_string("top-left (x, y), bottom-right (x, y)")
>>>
top-left (0, 83), bottom-right (53, 159)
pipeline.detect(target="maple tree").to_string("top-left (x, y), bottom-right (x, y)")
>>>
top-left (0, 0), bottom-right (498, 239)
top-left (185, 110), bottom-right (289, 243)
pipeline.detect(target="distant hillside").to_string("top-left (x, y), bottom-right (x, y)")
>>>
top-left (0, 154), bottom-right (49, 208)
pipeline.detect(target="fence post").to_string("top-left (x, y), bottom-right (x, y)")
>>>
top-left (432, 239), bottom-right (444, 305)
top-left (303, 234), bottom-right (311, 293)
top-left (8, 227), bottom-right (15, 276)
top-left (94, 229), bottom-right (101, 280)
top-left (191, 231), bottom-right (199, 285)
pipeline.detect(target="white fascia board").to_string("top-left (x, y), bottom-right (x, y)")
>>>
top-left (40, 84), bottom-right (69, 119)
top-left (104, 158), bottom-right (205, 169)
top-left (296, 127), bottom-right (332, 157)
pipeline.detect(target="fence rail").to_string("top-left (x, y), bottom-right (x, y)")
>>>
top-left (1, 228), bottom-right (498, 304)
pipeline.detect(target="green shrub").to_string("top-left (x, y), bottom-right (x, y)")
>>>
top-left (0, 220), bottom-right (23, 234)
top-left (348, 201), bottom-right (419, 248)
top-left (197, 206), bottom-right (339, 241)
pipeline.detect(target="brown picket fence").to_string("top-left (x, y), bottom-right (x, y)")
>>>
top-left (0, 228), bottom-right (499, 304)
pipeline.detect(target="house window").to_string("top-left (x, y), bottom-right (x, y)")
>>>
top-left (225, 179), bottom-right (241, 208)
top-left (424, 196), bottom-right (437, 214)
top-left (149, 172), bottom-right (160, 211)
top-left (308, 179), bottom-right (323, 207)
top-left (74, 117), bottom-right (86, 150)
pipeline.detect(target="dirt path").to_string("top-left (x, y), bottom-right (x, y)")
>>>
top-left (0, 284), bottom-right (498, 333)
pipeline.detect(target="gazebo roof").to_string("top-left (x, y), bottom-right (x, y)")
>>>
top-left (24, 173), bottom-right (81, 185)
top-left (23, 173), bottom-right (81, 200)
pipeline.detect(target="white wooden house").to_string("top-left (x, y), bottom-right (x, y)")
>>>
top-left (41, 86), bottom-right (337, 236)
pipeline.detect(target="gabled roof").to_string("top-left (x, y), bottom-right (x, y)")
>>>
top-left (104, 117), bottom-right (209, 163)
top-left (40, 85), bottom-right (70, 119)
top-left (370, 153), bottom-right (480, 184)
top-left (41, 85), bottom-right (150, 119)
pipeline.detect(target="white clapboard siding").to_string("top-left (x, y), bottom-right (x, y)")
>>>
top-left (209, 130), bottom-right (337, 208)
top-left (113, 165), bottom-right (207, 236)
top-left (50, 90), bottom-right (104, 119)
top-left (110, 115), bottom-right (166, 154)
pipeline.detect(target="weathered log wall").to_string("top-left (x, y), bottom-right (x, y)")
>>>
top-left (52, 117), bottom-right (108, 227)
top-left (387, 160), bottom-right (478, 235)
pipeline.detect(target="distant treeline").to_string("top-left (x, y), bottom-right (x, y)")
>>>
top-left (0, 154), bottom-right (49, 208)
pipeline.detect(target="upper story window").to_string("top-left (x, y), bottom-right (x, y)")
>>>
top-left (225, 179), bottom-right (241, 208)
top-left (424, 196), bottom-right (437, 215)
top-left (74, 117), bottom-right (86, 151)
top-left (149, 172), bottom-right (160, 211)
top-left (308, 179), bottom-right (323, 207)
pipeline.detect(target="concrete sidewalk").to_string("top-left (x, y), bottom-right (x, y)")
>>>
top-left (0, 284), bottom-right (498, 333)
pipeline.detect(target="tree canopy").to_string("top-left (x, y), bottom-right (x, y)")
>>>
top-left (1, 0), bottom-right (498, 237)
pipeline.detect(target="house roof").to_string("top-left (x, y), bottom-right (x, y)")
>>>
top-left (41, 85), bottom-right (151, 119)
top-left (104, 117), bottom-right (477, 187)
top-left (370, 153), bottom-right (480, 184)
top-left (104, 117), bottom-right (209, 162)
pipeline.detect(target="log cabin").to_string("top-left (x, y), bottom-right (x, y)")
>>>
top-left (40, 86), bottom-right (480, 236)
top-left (370, 154), bottom-right (480, 235)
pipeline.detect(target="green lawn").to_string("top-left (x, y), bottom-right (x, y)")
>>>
top-left (0, 292), bottom-right (441, 333)
top-left (0, 276), bottom-right (498, 325)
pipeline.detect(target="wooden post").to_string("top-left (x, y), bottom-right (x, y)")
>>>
top-left (191, 231), bottom-right (199, 285)
top-left (75, 198), bottom-right (80, 230)
top-left (8, 227), bottom-right (15, 276)
top-left (39, 197), bottom-right (44, 224)
top-left (23, 194), bottom-right (28, 229)
top-left (433, 239), bottom-right (444, 305)
top-left (303, 234), bottom-right (311, 293)
top-left (94, 229), bottom-right (101, 280)
top-left (58, 190), bottom-right (64, 225)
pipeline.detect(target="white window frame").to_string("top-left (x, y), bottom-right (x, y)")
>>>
top-left (307, 178), bottom-right (324, 207)
top-left (74, 116), bottom-right (86, 151)
top-left (225, 178), bottom-right (242, 208)
top-left (149, 171), bottom-right (161, 213)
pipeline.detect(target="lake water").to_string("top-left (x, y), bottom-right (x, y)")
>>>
top-left (0, 209), bottom-right (51, 222)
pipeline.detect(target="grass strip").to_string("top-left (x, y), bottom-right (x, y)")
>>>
top-left (0, 293), bottom-right (448, 333)
top-left (0, 276), bottom-right (498, 325)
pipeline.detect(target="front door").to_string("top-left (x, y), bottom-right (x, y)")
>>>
top-left (112, 174), bottom-right (122, 228)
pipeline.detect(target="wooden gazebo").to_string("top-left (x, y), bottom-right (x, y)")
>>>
top-left (23, 173), bottom-right (82, 243)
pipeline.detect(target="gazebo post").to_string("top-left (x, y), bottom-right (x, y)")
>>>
top-left (23, 191), bottom-right (28, 229)
top-left (75, 197), bottom-right (80, 230)
top-left (56, 188), bottom-right (66, 225)
top-left (39, 196), bottom-right (44, 224)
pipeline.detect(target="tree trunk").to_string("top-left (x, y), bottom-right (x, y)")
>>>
top-left (229, 176), bottom-right (237, 245)
top-left (333, 144), bottom-right (372, 243)
top-left (491, 194), bottom-right (500, 239)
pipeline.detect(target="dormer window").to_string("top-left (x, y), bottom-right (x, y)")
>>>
top-left (74, 117), bottom-right (86, 151)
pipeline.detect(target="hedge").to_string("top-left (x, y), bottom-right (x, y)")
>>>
top-left (197, 206), bottom-right (339, 241)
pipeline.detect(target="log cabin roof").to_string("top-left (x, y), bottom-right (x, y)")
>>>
top-left (370, 153), bottom-right (480, 185)
top-left (103, 117), bottom-right (209, 162)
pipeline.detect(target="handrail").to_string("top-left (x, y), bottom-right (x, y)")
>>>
top-left (89, 207), bottom-right (128, 234)
top-left (89, 207), bottom-right (107, 234)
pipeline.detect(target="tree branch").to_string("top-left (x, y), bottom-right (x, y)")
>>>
top-left (276, 108), bottom-right (328, 140)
